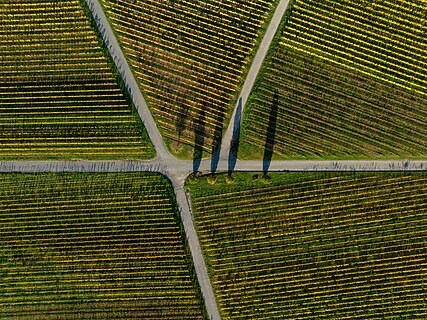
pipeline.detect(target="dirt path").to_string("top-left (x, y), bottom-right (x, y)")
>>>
top-left (0, 159), bottom-right (425, 174)
top-left (220, 0), bottom-right (292, 161)
top-left (85, 0), bottom-right (172, 162)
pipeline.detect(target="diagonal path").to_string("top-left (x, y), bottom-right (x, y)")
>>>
top-left (84, 0), bottom-right (223, 318)
top-left (220, 0), bottom-right (292, 161)
top-left (85, 0), bottom-right (172, 162)
top-left (171, 179), bottom-right (222, 320)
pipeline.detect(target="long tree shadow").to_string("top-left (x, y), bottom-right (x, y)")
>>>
top-left (263, 90), bottom-right (279, 174)
top-left (193, 103), bottom-right (207, 173)
top-left (210, 111), bottom-right (225, 173)
top-left (176, 102), bottom-right (189, 145)
top-left (228, 97), bottom-right (243, 174)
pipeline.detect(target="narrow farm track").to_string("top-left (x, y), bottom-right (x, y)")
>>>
top-left (220, 0), bottom-right (292, 159)
top-left (0, 160), bottom-right (426, 175)
top-left (171, 179), bottom-right (222, 320)
top-left (3, 1), bottom-right (425, 320)
top-left (85, 0), bottom-right (171, 162)
top-left (96, 0), bottom-right (285, 156)
top-left (85, 1), bottom-right (221, 318)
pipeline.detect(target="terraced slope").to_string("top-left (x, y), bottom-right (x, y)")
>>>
top-left (0, 173), bottom-right (205, 319)
top-left (99, 0), bottom-right (280, 158)
top-left (188, 172), bottom-right (427, 319)
top-left (0, 0), bottom-right (154, 159)
top-left (240, 0), bottom-right (427, 160)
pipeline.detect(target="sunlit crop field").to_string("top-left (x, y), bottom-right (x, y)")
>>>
top-left (0, 0), bottom-right (153, 159)
top-left (240, 0), bottom-right (427, 160)
top-left (99, 0), bottom-right (280, 157)
top-left (0, 173), bottom-right (205, 319)
top-left (188, 172), bottom-right (427, 319)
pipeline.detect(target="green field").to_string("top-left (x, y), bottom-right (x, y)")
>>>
top-left (187, 172), bottom-right (427, 319)
top-left (0, 0), bottom-right (154, 160)
top-left (240, 0), bottom-right (427, 160)
top-left (98, 0), bottom-right (280, 158)
top-left (0, 173), bottom-right (205, 319)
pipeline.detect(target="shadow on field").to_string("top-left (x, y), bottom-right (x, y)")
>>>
top-left (193, 103), bottom-right (207, 173)
top-left (228, 97), bottom-right (243, 174)
top-left (176, 102), bottom-right (189, 145)
top-left (210, 111), bottom-right (225, 173)
top-left (263, 90), bottom-right (279, 174)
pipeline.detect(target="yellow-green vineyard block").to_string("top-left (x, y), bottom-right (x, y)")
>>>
top-left (98, 0), bottom-right (281, 158)
top-left (240, 0), bottom-right (427, 160)
top-left (187, 172), bottom-right (427, 320)
top-left (0, 0), bottom-right (154, 160)
top-left (0, 172), bottom-right (205, 319)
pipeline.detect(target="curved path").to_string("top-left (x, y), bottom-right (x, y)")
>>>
top-left (4, 1), bottom-right (423, 320)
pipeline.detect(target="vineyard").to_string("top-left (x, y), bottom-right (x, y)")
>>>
top-left (188, 172), bottom-right (427, 319)
top-left (240, 0), bottom-right (427, 160)
top-left (98, 0), bottom-right (279, 158)
top-left (0, 0), bottom-right (154, 160)
top-left (0, 173), bottom-right (206, 319)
